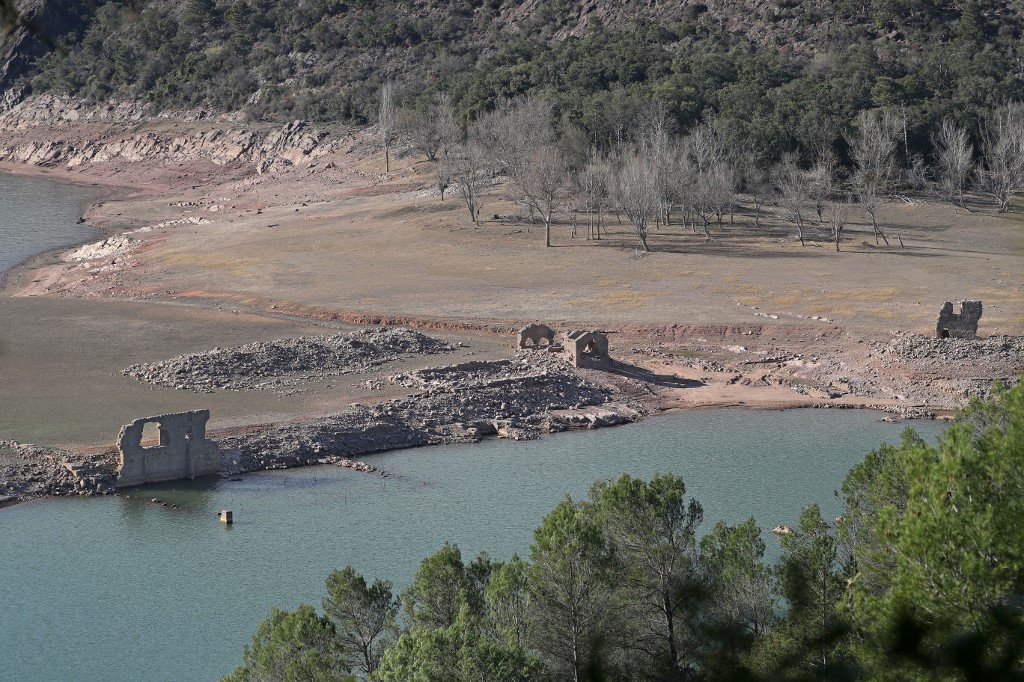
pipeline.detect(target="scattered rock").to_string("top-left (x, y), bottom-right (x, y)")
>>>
top-left (123, 327), bottom-right (456, 393)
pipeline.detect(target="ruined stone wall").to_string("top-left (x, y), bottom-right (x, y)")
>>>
top-left (116, 410), bottom-right (219, 487)
top-left (936, 300), bottom-right (982, 339)
top-left (564, 330), bottom-right (610, 368)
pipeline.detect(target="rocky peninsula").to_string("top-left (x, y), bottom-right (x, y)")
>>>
top-left (0, 93), bottom-right (1021, 506)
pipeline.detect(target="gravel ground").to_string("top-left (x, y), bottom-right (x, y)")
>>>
top-left (123, 327), bottom-right (456, 393)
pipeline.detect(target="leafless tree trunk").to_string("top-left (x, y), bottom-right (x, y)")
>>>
top-left (435, 155), bottom-right (451, 201)
top-left (378, 80), bottom-right (397, 173)
top-left (708, 162), bottom-right (735, 233)
top-left (827, 198), bottom-right (852, 252)
top-left (522, 146), bottom-right (569, 247)
top-left (417, 94), bottom-right (459, 202)
top-left (580, 152), bottom-right (611, 240)
top-left (807, 154), bottom-right (836, 223)
top-left (408, 92), bottom-right (459, 163)
top-left (979, 102), bottom-right (1024, 213)
top-left (740, 158), bottom-right (773, 229)
top-left (451, 140), bottom-right (491, 226)
top-left (849, 110), bottom-right (897, 245)
top-left (773, 155), bottom-right (808, 246)
top-left (613, 147), bottom-right (658, 252)
top-left (933, 118), bottom-right (973, 207)
top-left (475, 96), bottom-right (555, 221)
top-left (634, 100), bottom-right (676, 228)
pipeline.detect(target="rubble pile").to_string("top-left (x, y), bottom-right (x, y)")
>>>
top-left (772, 333), bottom-right (1024, 414)
top-left (877, 332), bottom-right (1024, 367)
top-left (0, 440), bottom-right (116, 503)
top-left (123, 327), bottom-right (456, 392)
top-left (218, 356), bottom-right (634, 474)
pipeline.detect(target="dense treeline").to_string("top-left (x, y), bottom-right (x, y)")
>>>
top-left (225, 379), bottom-right (1024, 681)
top-left (18, 0), bottom-right (1024, 168)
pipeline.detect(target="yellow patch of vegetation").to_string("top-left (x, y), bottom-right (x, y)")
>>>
top-left (160, 251), bottom-right (263, 276)
top-left (873, 308), bottom-right (901, 320)
top-left (600, 290), bottom-right (658, 307)
top-left (822, 287), bottom-right (902, 303)
top-left (970, 287), bottom-right (1024, 303)
top-left (768, 294), bottom-right (806, 307)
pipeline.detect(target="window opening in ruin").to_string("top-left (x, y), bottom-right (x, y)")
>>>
top-left (941, 329), bottom-right (950, 338)
top-left (141, 421), bottom-right (161, 446)
top-left (584, 341), bottom-right (596, 354)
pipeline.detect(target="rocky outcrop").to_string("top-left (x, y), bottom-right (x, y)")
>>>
top-left (0, 0), bottom-right (100, 91)
top-left (0, 94), bottom-right (342, 174)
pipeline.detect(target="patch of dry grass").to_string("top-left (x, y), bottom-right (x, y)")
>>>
top-left (600, 290), bottom-right (658, 307)
top-left (970, 287), bottom-right (1024, 303)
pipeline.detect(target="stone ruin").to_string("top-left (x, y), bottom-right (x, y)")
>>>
top-left (517, 324), bottom-right (610, 369)
top-left (936, 300), bottom-right (982, 340)
top-left (518, 323), bottom-right (556, 349)
top-left (115, 410), bottom-right (219, 487)
top-left (564, 330), bottom-right (610, 368)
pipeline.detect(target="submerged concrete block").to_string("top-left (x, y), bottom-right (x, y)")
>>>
top-left (116, 410), bottom-right (219, 487)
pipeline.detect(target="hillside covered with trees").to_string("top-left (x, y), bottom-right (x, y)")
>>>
top-left (6, 0), bottom-right (1024, 167)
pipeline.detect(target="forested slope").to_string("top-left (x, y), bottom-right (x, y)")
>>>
top-left (5, 0), bottom-right (1024, 163)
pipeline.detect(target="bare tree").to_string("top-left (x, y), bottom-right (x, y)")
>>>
top-left (979, 102), bottom-right (1024, 212)
top-left (522, 146), bottom-right (570, 247)
top-left (408, 92), bottom-right (459, 163)
top-left (579, 152), bottom-right (612, 240)
top-left (687, 117), bottom-right (727, 174)
top-left (434, 155), bottom-right (452, 202)
top-left (933, 118), bottom-right (973, 207)
top-left (773, 155), bottom-right (809, 246)
top-left (673, 144), bottom-right (699, 233)
top-left (450, 140), bottom-right (491, 225)
top-left (693, 167), bottom-right (719, 239)
top-left (378, 80), bottom-right (397, 173)
top-left (736, 154), bottom-right (773, 228)
top-left (711, 161), bottom-right (736, 229)
top-left (475, 96), bottom-right (555, 217)
top-left (848, 110), bottom-right (898, 245)
top-left (416, 94), bottom-right (459, 201)
top-left (806, 154), bottom-right (836, 223)
top-left (683, 118), bottom-right (733, 234)
top-left (633, 100), bottom-right (676, 226)
top-left (613, 147), bottom-right (658, 252)
top-left (826, 198), bottom-right (852, 252)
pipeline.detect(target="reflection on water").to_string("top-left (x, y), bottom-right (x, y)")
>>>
top-left (0, 408), bottom-right (945, 682)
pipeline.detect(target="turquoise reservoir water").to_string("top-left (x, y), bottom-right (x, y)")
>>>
top-left (0, 172), bottom-right (100, 275)
top-left (0, 409), bottom-right (945, 682)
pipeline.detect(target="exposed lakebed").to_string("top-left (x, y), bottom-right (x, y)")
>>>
top-left (1, 408), bottom-right (945, 682)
